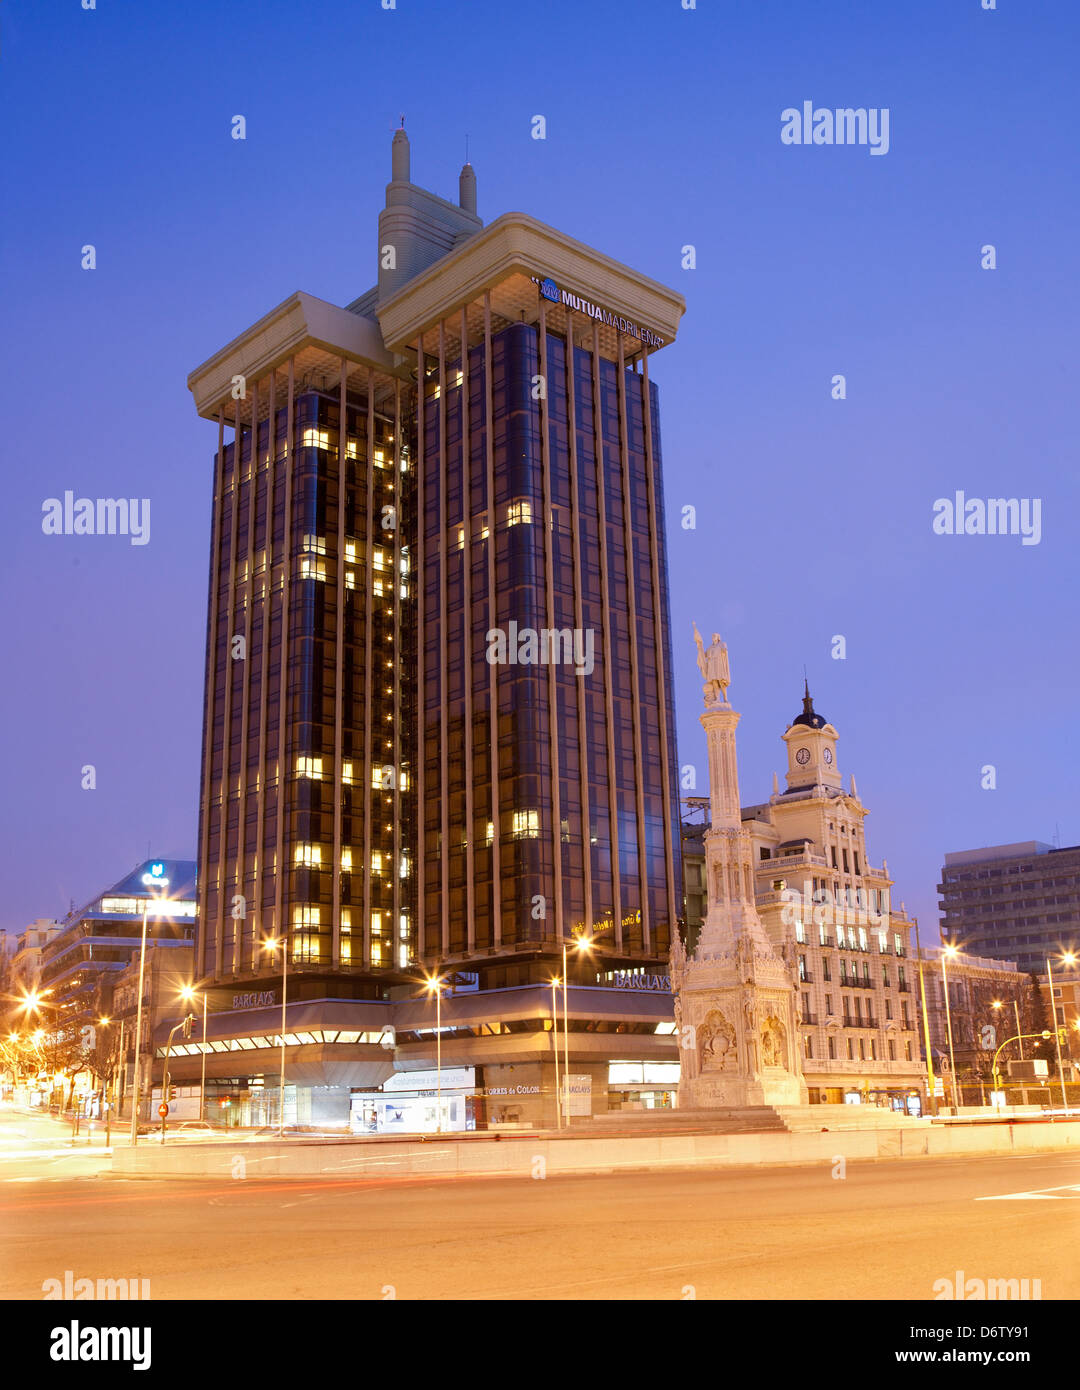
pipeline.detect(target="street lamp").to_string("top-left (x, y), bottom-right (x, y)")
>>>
top-left (129, 890), bottom-right (176, 1147)
top-left (261, 935), bottom-right (289, 1138)
top-left (422, 973), bottom-right (445, 1133)
top-left (97, 1016), bottom-right (123, 1146)
top-left (1047, 951), bottom-right (1077, 1113)
top-left (179, 985), bottom-right (208, 1122)
top-left (941, 944), bottom-right (960, 1111)
top-left (550, 976), bottom-right (561, 1131)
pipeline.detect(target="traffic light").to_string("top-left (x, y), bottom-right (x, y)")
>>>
top-left (182, 1014), bottom-right (193, 1040)
top-left (168, 1084), bottom-right (177, 1102)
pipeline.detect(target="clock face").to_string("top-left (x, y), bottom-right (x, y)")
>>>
top-left (795, 748), bottom-right (811, 766)
top-left (823, 747), bottom-right (833, 765)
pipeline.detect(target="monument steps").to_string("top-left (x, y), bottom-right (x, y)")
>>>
top-left (774, 1104), bottom-right (928, 1133)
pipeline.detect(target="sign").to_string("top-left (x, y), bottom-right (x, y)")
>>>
top-left (158, 1103), bottom-right (169, 1118)
top-left (530, 276), bottom-right (665, 348)
top-left (562, 1074), bottom-right (592, 1117)
top-left (932, 1078), bottom-right (945, 1098)
top-left (611, 971), bottom-right (671, 992)
top-left (382, 1067), bottom-right (475, 1093)
top-left (232, 990), bottom-right (277, 1010)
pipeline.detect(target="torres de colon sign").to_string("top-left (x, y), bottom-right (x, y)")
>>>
top-left (533, 276), bottom-right (665, 349)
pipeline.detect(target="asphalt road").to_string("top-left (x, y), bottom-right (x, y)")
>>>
top-left (1, 1111), bottom-right (1077, 1300)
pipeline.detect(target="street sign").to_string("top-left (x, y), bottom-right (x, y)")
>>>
top-left (158, 1103), bottom-right (169, 1118)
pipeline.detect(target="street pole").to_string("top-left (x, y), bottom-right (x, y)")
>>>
top-left (279, 940), bottom-right (288, 1138)
top-left (1047, 957), bottom-right (1068, 1112)
top-left (551, 977), bottom-right (561, 1131)
top-left (436, 983), bottom-right (442, 1134)
top-left (129, 901), bottom-right (152, 1146)
top-left (941, 950), bottom-right (959, 1111)
top-left (199, 992), bottom-right (207, 1123)
top-left (914, 920), bottom-right (937, 1115)
top-left (561, 941), bottom-right (570, 1126)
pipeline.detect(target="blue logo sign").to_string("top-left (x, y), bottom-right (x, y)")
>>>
top-left (149, 862), bottom-right (165, 878)
top-left (539, 277), bottom-right (559, 303)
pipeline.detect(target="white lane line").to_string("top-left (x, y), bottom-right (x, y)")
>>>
top-left (977, 1184), bottom-right (1080, 1200)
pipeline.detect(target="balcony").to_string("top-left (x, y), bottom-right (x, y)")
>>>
top-left (797, 971), bottom-right (813, 984)
top-left (800, 1012), bottom-right (818, 1026)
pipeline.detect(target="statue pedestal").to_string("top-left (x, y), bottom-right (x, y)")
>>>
top-left (674, 935), bottom-right (808, 1112)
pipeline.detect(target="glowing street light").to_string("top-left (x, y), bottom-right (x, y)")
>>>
top-left (1047, 950), bottom-right (1078, 1112)
top-left (177, 984), bottom-right (207, 1123)
top-left (261, 936), bottom-right (289, 1138)
top-left (941, 943), bottom-right (960, 1110)
top-left (422, 973), bottom-right (445, 1133)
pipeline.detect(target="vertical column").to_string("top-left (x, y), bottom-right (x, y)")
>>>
top-left (392, 379), bottom-right (402, 967)
top-left (273, 358), bottom-right (296, 951)
top-left (199, 408), bottom-right (227, 979)
top-left (218, 401), bottom-right (243, 975)
top-left (331, 358), bottom-right (348, 969)
top-left (460, 307), bottom-right (476, 954)
top-left (615, 336), bottom-right (650, 955)
top-left (362, 370), bottom-right (376, 970)
top-left (538, 301), bottom-right (564, 947)
top-left (254, 371), bottom-right (276, 958)
top-left (564, 314), bottom-right (593, 939)
top-left (236, 378), bottom-right (260, 971)
top-left (483, 294), bottom-right (502, 950)
top-left (437, 320), bottom-right (450, 958)
top-left (639, 348), bottom-right (680, 941)
top-left (415, 335), bottom-right (426, 960)
top-left (590, 324), bottom-right (622, 949)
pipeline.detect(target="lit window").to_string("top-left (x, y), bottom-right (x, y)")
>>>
top-left (302, 534), bottom-right (326, 554)
top-left (293, 906), bottom-right (321, 928)
top-left (292, 932), bottom-right (318, 963)
top-left (101, 897), bottom-right (139, 915)
top-left (398, 770), bottom-right (409, 791)
top-left (372, 941), bottom-right (384, 964)
top-left (300, 556), bottom-right (326, 581)
top-left (341, 848), bottom-right (353, 871)
top-left (371, 911), bottom-right (383, 935)
top-left (302, 428), bottom-right (329, 450)
top-left (512, 810), bottom-right (540, 838)
top-left (340, 936), bottom-right (352, 963)
top-left (345, 439), bottom-right (358, 459)
top-left (399, 944), bottom-right (408, 968)
top-left (341, 909), bottom-right (351, 929)
top-left (371, 851), bottom-right (383, 875)
top-left (345, 570), bottom-right (357, 591)
top-left (296, 756), bottom-right (323, 780)
top-left (484, 821), bottom-right (494, 846)
top-left (373, 577), bottom-right (385, 596)
top-left (399, 553), bottom-right (410, 575)
top-left (345, 539), bottom-right (358, 564)
top-left (372, 547), bottom-right (386, 571)
top-left (294, 844), bottom-right (322, 867)
top-left (506, 499), bottom-right (533, 527)
top-left (399, 914), bottom-right (409, 940)
top-left (370, 766), bottom-right (383, 790)
top-left (399, 854), bottom-right (410, 879)
top-left (342, 763), bottom-right (353, 786)
top-left (373, 449), bottom-right (387, 468)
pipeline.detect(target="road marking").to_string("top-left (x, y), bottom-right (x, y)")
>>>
top-left (978, 1184), bottom-right (1080, 1201)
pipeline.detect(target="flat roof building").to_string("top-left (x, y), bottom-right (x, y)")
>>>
top-left (183, 130), bottom-right (686, 1125)
top-left (938, 841), bottom-right (1080, 974)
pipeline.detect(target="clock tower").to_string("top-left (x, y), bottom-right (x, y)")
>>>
top-left (782, 682), bottom-right (842, 792)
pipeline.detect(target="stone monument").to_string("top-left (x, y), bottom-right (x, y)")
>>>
top-left (672, 628), bottom-right (807, 1108)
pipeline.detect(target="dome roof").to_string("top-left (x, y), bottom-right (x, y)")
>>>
top-left (792, 680), bottom-right (827, 729)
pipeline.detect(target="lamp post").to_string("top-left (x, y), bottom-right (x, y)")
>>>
top-left (180, 986), bottom-right (208, 1122)
top-left (941, 944), bottom-right (960, 1111)
top-left (1046, 951), bottom-right (1076, 1113)
top-left (129, 891), bottom-right (173, 1147)
top-left (423, 973), bottom-right (444, 1133)
top-left (261, 935), bottom-right (289, 1137)
top-left (550, 976), bottom-right (561, 1131)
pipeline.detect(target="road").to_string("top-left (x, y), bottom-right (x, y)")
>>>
top-left (1, 1106), bottom-right (1076, 1300)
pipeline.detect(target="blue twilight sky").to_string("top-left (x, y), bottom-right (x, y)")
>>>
top-left (1, 0), bottom-right (1077, 940)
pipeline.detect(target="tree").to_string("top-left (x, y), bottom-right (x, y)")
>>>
top-left (1028, 971), bottom-right (1055, 1063)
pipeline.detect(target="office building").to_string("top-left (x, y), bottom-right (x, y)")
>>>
top-left (182, 130), bottom-right (685, 1125)
top-left (939, 841), bottom-right (1080, 974)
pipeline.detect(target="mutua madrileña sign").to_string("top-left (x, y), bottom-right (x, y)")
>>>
top-left (532, 276), bottom-right (665, 348)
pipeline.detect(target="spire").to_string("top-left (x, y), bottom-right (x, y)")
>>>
top-left (459, 157), bottom-right (476, 214)
top-left (802, 677), bottom-right (814, 719)
top-left (391, 123), bottom-right (410, 182)
top-left (850, 773), bottom-right (858, 798)
top-left (772, 771), bottom-right (779, 795)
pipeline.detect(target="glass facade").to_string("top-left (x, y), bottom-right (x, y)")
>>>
top-left (198, 372), bottom-right (416, 986)
top-left (418, 321), bottom-right (681, 972)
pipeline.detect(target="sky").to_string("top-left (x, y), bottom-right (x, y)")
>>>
top-left (1, 0), bottom-right (1077, 940)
